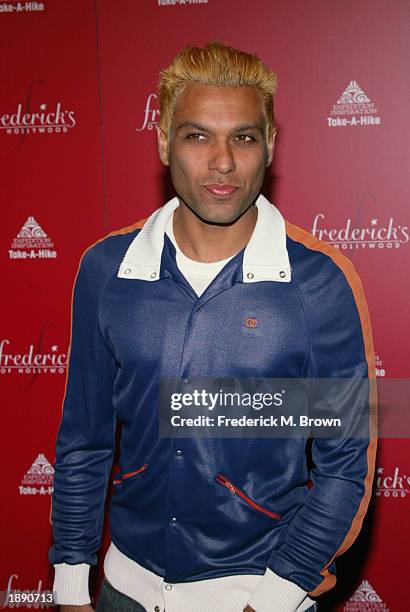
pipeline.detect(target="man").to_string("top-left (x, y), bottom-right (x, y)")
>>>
top-left (49, 42), bottom-right (377, 612)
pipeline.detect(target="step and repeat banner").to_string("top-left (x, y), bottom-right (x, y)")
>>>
top-left (1, 1), bottom-right (409, 610)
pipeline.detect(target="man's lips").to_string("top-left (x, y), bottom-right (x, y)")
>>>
top-left (203, 184), bottom-right (239, 197)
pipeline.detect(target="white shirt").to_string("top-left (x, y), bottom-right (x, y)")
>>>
top-left (165, 211), bottom-right (238, 296)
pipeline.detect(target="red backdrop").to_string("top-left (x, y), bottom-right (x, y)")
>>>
top-left (1, 1), bottom-right (409, 610)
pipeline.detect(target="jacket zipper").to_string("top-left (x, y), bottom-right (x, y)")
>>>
top-left (113, 463), bottom-right (149, 485)
top-left (216, 473), bottom-right (281, 520)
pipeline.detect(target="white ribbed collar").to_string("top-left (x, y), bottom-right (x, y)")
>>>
top-left (117, 194), bottom-right (291, 283)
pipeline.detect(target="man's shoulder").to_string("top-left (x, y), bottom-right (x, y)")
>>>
top-left (285, 218), bottom-right (360, 286)
top-left (77, 218), bottom-right (147, 283)
top-left (83, 218), bottom-right (146, 263)
top-left (284, 218), bottom-right (370, 325)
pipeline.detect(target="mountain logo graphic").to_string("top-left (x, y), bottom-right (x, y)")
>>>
top-left (9, 216), bottom-right (57, 259)
top-left (336, 81), bottom-right (371, 105)
top-left (16, 216), bottom-right (48, 239)
top-left (327, 80), bottom-right (380, 127)
top-left (344, 579), bottom-right (389, 611)
top-left (11, 216), bottom-right (53, 250)
top-left (22, 453), bottom-right (54, 486)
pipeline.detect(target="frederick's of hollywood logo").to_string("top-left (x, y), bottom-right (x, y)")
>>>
top-left (9, 216), bottom-right (57, 260)
top-left (0, 102), bottom-right (76, 135)
top-left (327, 81), bottom-right (381, 127)
top-left (312, 213), bottom-right (409, 250)
top-left (376, 466), bottom-right (410, 498)
top-left (136, 93), bottom-right (160, 131)
top-left (0, 339), bottom-right (67, 374)
top-left (343, 579), bottom-right (389, 611)
top-left (19, 453), bottom-right (54, 496)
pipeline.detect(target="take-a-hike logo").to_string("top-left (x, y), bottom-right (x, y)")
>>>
top-left (9, 216), bottom-right (57, 260)
top-left (0, 339), bottom-right (67, 375)
top-left (19, 453), bottom-right (54, 496)
top-left (376, 466), bottom-right (410, 499)
top-left (0, 102), bottom-right (76, 135)
top-left (311, 213), bottom-right (409, 250)
top-left (136, 93), bottom-right (160, 132)
top-left (343, 580), bottom-right (389, 611)
top-left (327, 81), bottom-right (381, 127)
top-left (0, 2), bottom-right (45, 13)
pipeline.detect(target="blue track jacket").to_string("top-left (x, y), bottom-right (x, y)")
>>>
top-left (49, 196), bottom-right (377, 606)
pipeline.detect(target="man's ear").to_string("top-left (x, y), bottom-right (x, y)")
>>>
top-left (157, 125), bottom-right (170, 166)
top-left (265, 129), bottom-right (276, 167)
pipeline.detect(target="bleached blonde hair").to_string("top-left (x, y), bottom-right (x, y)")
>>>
top-left (158, 41), bottom-right (278, 138)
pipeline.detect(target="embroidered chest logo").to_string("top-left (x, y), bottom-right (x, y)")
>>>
top-left (245, 317), bottom-right (258, 329)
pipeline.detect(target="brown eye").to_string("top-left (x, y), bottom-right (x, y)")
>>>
top-left (234, 134), bottom-right (255, 143)
top-left (186, 133), bottom-right (206, 141)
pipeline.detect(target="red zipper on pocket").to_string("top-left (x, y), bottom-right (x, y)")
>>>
top-left (216, 473), bottom-right (281, 520)
top-left (113, 463), bottom-right (149, 485)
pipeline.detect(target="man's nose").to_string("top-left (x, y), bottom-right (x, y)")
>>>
top-left (208, 141), bottom-right (236, 174)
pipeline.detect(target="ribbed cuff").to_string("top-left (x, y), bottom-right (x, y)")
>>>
top-left (247, 567), bottom-right (307, 612)
top-left (53, 563), bottom-right (91, 605)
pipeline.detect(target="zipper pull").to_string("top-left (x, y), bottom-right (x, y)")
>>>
top-left (217, 474), bottom-right (236, 494)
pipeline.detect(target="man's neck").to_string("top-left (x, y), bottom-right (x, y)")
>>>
top-left (172, 201), bottom-right (258, 263)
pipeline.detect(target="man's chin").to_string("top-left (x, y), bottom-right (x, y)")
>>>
top-left (179, 198), bottom-right (253, 227)
top-left (195, 211), bottom-right (247, 227)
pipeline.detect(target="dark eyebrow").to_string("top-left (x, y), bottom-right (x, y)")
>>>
top-left (176, 121), bottom-right (211, 133)
top-left (175, 121), bottom-right (265, 136)
top-left (235, 124), bottom-right (265, 135)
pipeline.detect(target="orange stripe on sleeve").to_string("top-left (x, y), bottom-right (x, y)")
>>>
top-left (285, 220), bottom-right (378, 597)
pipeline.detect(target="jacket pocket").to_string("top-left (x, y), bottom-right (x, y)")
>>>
top-left (215, 473), bottom-right (281, 520)
top-left (113, 463), bottom-right (149, 485)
